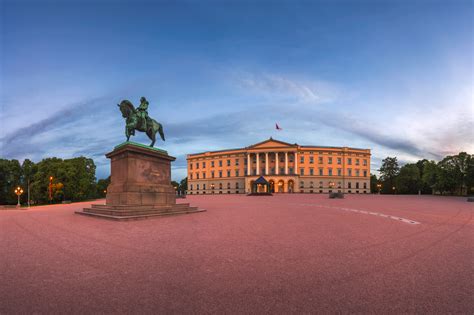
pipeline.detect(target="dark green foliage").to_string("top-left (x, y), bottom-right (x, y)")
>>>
top-left (97, 176), bottom-right (111, 198)
top-left (396, 164), bottom-right (421, 194)
top-left (378, 157), bottom-right (400, 194)
top-left (370, 174), bottom-right (378, 193)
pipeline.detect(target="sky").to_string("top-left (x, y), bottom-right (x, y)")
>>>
top-left (1, 0), bottom-right (473, 181)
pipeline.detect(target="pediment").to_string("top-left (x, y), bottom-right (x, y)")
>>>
top-left (247, 138), bottom-right (297, 149)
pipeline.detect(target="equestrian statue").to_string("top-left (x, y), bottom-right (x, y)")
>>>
top-left (117, 97), bottom-right (165, 147)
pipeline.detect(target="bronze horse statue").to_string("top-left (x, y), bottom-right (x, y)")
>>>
top-left (118, 99), bottom-right (165, 147)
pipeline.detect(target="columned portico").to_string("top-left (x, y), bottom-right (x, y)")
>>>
top-left (275, 152), bottom-right (279, 175)
top-left (285, 152), bottom-right (288, 175)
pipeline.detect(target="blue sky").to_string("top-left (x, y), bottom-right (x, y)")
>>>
top-left (1, 0), bottom-right (473, 180)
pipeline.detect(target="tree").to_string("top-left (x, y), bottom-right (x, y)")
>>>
top-left (179, 177), bottom-right (188, 193)
top-left (396, 164), bottom-right (421, 194)
top-left (97, 176), bottom-right (111, 198)
top-left (370, 174), bottom-right (378, 193)
top-left (378, 157), bottom-right (400, 194)
top-left (422, 160), bottom-right (440, 194)
top-left (415, 159), bottom-right (432, 194)
top-left (0, 159), bottom-right (22, 204)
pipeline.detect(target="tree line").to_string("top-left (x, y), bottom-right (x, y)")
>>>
top-left (372, 152), bottom-right (474, 195)
top-left (0, 157), bottom-right (110, 205)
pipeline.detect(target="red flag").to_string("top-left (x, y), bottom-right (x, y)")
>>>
top-left (275, 123), bottom-right (282, 130)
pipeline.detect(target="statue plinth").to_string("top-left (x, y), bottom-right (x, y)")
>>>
top-left (76, 142), bottom-right (205, 220)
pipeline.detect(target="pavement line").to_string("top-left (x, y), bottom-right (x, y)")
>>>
top-left (296, 203), bottom-right (421, 225)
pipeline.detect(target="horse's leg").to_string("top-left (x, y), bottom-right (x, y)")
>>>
top-left (125, 126), bottom-right (130, 141)
top-left (146, 128), bottom-right (155, 147)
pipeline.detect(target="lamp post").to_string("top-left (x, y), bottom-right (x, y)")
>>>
top-left (392, 186), bottom-right (396, 195)
top-left (49, 176), bottom-right (53, 203)
top-left (329, 181), bottom-right (335, 193)
top-left (14, 186), bottom-right (24, 208)
top-left (377, 183), bottom-right (382, 194)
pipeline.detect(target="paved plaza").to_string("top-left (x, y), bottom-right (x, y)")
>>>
top-left (1, 195), bottom-right (472, 313)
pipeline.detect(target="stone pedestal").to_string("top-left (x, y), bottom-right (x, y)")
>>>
top-left (76, 142), bottom-right (204, 220)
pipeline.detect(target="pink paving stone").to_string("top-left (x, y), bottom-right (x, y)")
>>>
top-left (0, 194), bottom-right (473, 313)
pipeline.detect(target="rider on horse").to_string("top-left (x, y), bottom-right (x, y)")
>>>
top-left (137, 96), bottom-right (150, 130)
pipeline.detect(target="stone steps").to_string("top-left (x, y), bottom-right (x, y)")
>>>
top-left (76, 208), bottom-right (205, 221)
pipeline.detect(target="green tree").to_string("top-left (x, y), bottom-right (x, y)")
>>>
top-left (422, 160), bottom-right (440, 194)
top-left (370, 174), bottom-right (378, 193)
top-left (179, 177), bottom-right (188, 193)
top-left (396, 164), bottom-right (421, 194)
top-left (415, 159), bottom-right (432, 194)
top-left (378, 157), bottom-right (400, 194)
top-left (97, 176), bottom-right (111, 198)
top-left (0, 159), bottom-right (22, 204)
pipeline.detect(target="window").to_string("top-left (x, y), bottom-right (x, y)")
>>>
top-left (356, 182), bottom-right (359, 189)
top-left (363, 183), bottom-right (367, 189)
top-left (348, 182), bottom-right (351, 189)
top-left (197, 173), bottom-right (200, 179)
top-left (235, 159), bottom-right (239, 166)
top-left (328, 157), bottom-right (333, 164)
top-left (355, 159), bottom-right (360, 166)
top-left (309, 168), bottom-right (314, 176)
top-left (196, 162), bottom-right (199, 169)
top-left (289, 167), bottom-right (293, 174)
top-left (227, 159), bottom-right (231, 166)
top-left (319, 168), bottom-right (323, 176)
top-left (203, 173), bottom-right (206, 179)
top-left (235, 170), bottom-right (240, 177)
top-left (363, 159), bottom-right (367, 166)
top-left (338, 182), bottom-right (342, 188)
top-left (219, 183), bottom-right (223, 189)
top-left (318, 157), bottom-right (323, 164)
top-left (219, 160), bottom-right (223, 167)
top-left (271, 167), bottom-right (275, 175)
top-left (280, 167), bottom-right (284, 174)
top-left (190, 163), bottom-right (193, 170)
top-left (203, 162), bottom-right (206, 168)
top-left (244, 158), bottom-right (248, 165)
top-left (328, 168), bottom-right (333, 176)
top-left (227, 170), bottom-right (231, 177)
top-left (310, 181), bottom-right (314, 188)
top-left (190, 184), bottom-right (193, 190)
top-left (236, 182), bottom-right (239, 189)
top-left (211, 171), bottom-right (215, 178)
top-left (319, 181), bottom-right (323, 188)
top-left (219, 171), bottom-right (222, 178)
top-left (211, 161), bottom-right (214, 167)
top-left (363, 170), bottom-right (367, 177)
top-left (300, 181), bottom-right (304, 188)
top-left (348, 169), bottom-right (352, 176)
top-left (355, 170), bottom-right (360, 177)
top-left (300, 168), bottom-right (304, 175)
top-left (203, 184), bottom-right (206, 190)
top-left (227, 183), bottom-right (231, 189)
top-left (347, 158), bottom-right (352, 165)
top-left (337, 168), bottom-right (342, 176)
top-left (300, 156), bottom-right (304, 163)
top-left (309, 157), bottom-right (314, 164)
top-left (190, 174), bottom-right (193, 180)
top-left (337, 157), bottom-right (341, 165)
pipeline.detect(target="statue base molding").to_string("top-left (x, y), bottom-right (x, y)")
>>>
top-left (76, 142), bottom-right (205, 221)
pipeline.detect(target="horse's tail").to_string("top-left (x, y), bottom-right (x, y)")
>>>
top-left (152, 120), bottom-right (165, 141)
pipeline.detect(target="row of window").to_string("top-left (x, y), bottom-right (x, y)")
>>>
top-left (188, 190), bottom-right (368, 194)
top-left (190, 182), bottom-right (240, 190)
top-left (298, 181), bottom-right (367, 189)
top-left (189, 157), bottom-right (368, 169)
top-left (189, 168), bottom-right (368, 179)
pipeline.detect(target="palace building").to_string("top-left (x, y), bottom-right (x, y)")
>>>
top-left (186, 138), bottom-right (371, 194)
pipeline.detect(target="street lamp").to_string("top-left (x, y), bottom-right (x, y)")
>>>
top-left (14, 186), bottom-right (24, 208)
top-left (329, 181), bottom-right (335, 192)
top-left (49, 176), bottom-right (53, 203)
top-left (376, 183), bottom-right (382, 194)
top-left (392, 186), bottom-right (396, 194)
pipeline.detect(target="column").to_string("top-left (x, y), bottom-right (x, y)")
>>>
top-left (247, 153), bottom-right (250, 176)
top-left (285, 152), bottom-right (288, 175)
top-left (256, 153), bottom-right (260, 175)
top-left (265, 152), bottom-right (269, 175)
top-left (275, 152), bottom-right (279, 175)
top-left (294, 151), bottom-right (298, 175)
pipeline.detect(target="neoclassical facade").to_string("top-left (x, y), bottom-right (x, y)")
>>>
top-left (187, 138), bottom-right (371, 194)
